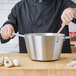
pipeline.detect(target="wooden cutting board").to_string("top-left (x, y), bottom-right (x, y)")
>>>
top-left (0, 53), bottom-right (76, 76)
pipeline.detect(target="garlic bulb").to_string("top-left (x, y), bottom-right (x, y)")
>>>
top-left (0, 56), bottom-right (4, 66)
top-left (4, 57), bottom-right (13, 68)
top-left (0, 56), bottom-right (20, 68)
top-left (13, 59), bottom-right (20, 67)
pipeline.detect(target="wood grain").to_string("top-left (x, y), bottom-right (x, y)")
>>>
top-left (0, 53), bottom-right (76, 76)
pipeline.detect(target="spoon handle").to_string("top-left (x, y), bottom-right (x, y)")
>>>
top-left (57, 24), bottom-right (65, 36)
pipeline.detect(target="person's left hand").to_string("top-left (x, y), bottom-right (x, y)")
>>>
top-left (61, 8), bottom-right (76, 26)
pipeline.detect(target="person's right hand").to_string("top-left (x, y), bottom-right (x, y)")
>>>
top-left (1, 24), bottom-right (15, 40)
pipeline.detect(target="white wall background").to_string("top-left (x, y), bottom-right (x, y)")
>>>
top-left (0, 0), bottom-right (76, 53)
top-left (0, 0), bottom-right (21, 53)
top-left (69, 0), bottom-right (76, 32)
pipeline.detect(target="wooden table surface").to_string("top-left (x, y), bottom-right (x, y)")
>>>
top-left (0, 53), bottom-right (76, 76)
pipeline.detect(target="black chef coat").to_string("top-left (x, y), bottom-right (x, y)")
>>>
top-left (1, 0), bottom-right (76, 53)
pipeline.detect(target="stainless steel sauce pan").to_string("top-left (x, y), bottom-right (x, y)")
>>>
top-left (13, 33), bottom-right (70, 61)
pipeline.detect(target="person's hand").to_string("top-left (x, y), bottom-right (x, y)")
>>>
top-left (61, 8), bottom-right (76, 26)
top-left (1, 24), bottom-right (15, 40)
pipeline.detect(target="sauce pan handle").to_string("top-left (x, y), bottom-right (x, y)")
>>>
top-left (63, 36), bottom-right (70, 39)
top-left (58, 36), bottom-right (71, 40)
top-left (12, 33), bottom-right (24, 37)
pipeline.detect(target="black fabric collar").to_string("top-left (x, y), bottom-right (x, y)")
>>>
top-left (22, 0), bottom-right (53, 4)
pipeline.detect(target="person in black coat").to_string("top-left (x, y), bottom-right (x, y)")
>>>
top-left (1, 0), bottom-right (76, 53)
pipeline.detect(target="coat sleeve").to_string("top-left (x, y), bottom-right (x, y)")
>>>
top-left (1, 4), bottom-right (18, 43)
top-left (63, 0), bottom-right (76, 23)
top-left (63, 0), bottom-right (76, 8)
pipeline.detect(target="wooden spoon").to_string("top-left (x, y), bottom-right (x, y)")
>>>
top-left (56, 24), bottom-right (65, 36)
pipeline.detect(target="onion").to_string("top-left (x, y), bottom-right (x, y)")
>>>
top-left (67, 61), bottom-right (76, 67)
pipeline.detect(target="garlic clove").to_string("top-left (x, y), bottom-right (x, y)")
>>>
top-left (0, 56), bottom-right (4, 66)
top-left (13, 59), bottom-right (20, 67)
top-left (4, 57), bottom-right (11, 61)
